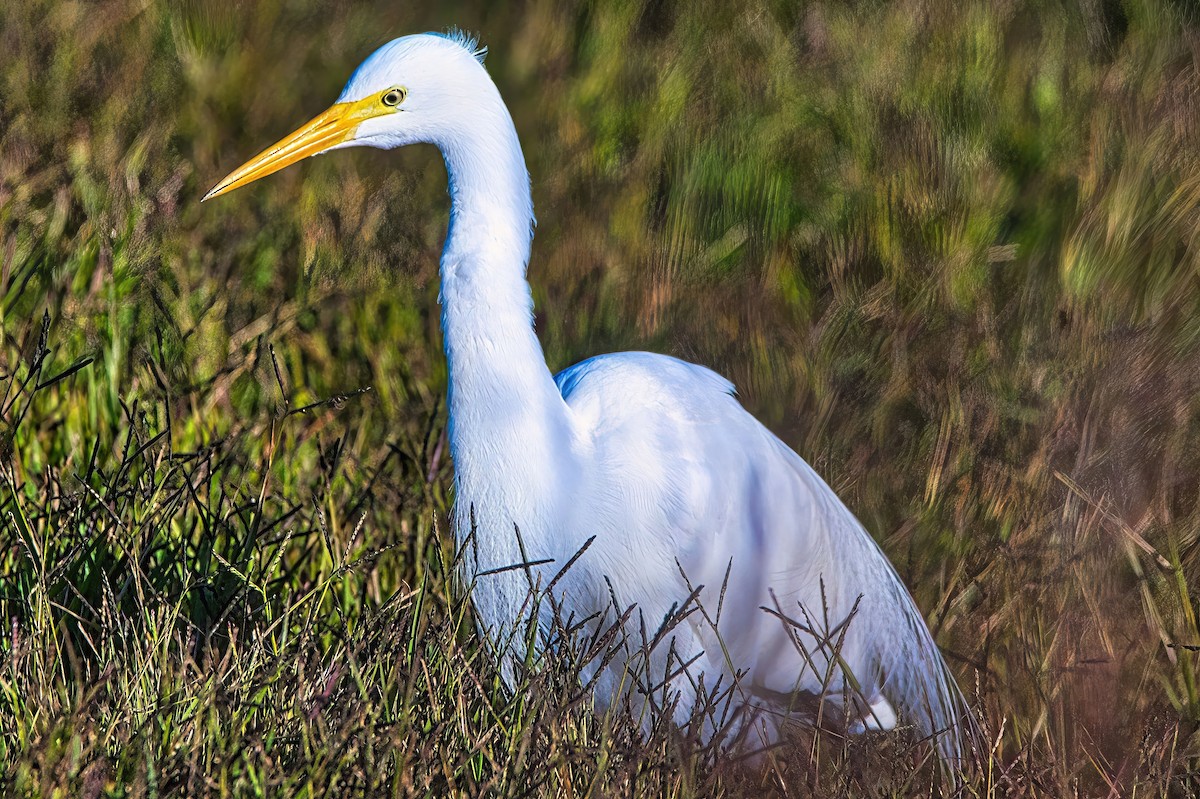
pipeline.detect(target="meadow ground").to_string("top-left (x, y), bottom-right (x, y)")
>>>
top-left (3, 0), bottom-right (1200, 795)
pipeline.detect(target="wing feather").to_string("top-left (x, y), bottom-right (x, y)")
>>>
top-left (553, 351), bottom-right (977, 767)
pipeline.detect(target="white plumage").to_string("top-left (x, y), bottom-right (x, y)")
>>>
top-left (205, 31), bottom-right (976, 770)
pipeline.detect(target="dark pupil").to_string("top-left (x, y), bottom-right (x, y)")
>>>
top-left (384, 90), bottom-right (401, 105)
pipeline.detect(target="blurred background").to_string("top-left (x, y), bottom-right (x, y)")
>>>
top-left (3, 0), bottom-right (1200, 795)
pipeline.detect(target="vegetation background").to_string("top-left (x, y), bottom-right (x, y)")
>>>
top-left (3, 0), bottom-right (1200, 795)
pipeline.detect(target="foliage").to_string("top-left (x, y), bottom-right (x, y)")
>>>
top-left (3, 0), bottom-right (1200, 795)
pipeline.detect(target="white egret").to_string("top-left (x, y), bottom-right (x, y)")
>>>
top-left (205, 31), bottom-right (977, 769)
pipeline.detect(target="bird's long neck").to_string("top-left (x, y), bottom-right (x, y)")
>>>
top-left (437, 86), bottom-right (576, 558)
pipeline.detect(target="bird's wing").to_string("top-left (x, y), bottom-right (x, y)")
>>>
top-left (554, 351), bottom-right (976, 764)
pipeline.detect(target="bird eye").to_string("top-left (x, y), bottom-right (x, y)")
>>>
top-left (381, 87), bottom-right (407, 107)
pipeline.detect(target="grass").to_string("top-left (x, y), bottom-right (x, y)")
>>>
top-left (3, 0), bottom-right (1200, 795)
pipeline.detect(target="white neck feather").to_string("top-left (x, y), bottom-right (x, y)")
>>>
top-left (436, 82), bottom-right (576, 560)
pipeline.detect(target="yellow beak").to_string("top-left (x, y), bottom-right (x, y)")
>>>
top-left (203, 96), bottom-right (383, 201)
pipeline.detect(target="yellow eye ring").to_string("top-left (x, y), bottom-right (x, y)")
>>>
top-left (381, 87), bottom-right (407, 107)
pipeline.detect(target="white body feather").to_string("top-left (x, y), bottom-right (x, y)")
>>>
top-left (335, 33), bottom-right (974, 765)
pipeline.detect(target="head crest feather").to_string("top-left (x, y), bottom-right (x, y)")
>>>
top-left (435, 28), bottom-right (487, 65)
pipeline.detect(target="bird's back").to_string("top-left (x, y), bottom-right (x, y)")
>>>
top-left (550, 351), bottom-right (975, 763)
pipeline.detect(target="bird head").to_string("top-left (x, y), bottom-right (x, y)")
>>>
top-left (203, 31), bottom-right (490, 201)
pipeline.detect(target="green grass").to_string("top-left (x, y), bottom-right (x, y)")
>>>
top-left (3, 0), bottom-right (1200, 795)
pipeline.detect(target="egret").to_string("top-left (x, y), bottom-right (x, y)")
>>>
top-left (204, 31), bottom-right (977, 769)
